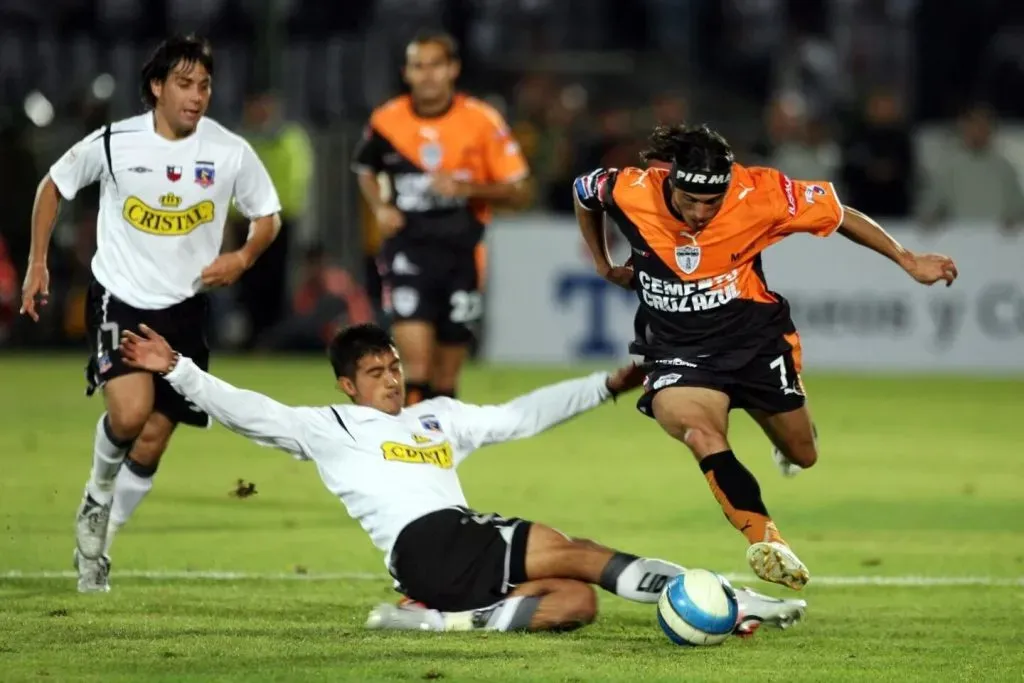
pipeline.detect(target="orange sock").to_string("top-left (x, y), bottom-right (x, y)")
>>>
top-left (699, 450), bottom-right (785, 545)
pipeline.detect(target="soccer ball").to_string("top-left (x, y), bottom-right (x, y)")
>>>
top-left (657, 569), bottom-right (738, 646)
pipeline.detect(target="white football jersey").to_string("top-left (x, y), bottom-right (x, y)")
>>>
top-left (163, 357), bottom-right (612, 567)
top-left (49, 113), bottom-right (282, 309)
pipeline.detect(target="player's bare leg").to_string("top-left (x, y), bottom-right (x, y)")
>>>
top-left (373, 523), bottom-right (805, 633)
top-left (76, 373), bottom-right (153, 592)
top-left (391, 320), bottom-right (434, 405)
top-left (651, 387), bottom-right (809, 590)
top-left (105, 412), bottom-right (176, 558)
top-left (747, 407), bottom-right (819, 478)
top-left (368, 578), bottom-right (597, 632)
top-left (526, 524), bottom-right (806, 631)
top-left (431, 342), bottom-right (468, 398)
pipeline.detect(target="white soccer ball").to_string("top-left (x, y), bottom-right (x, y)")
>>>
top-left (657, 569), bottom-right (738, 646)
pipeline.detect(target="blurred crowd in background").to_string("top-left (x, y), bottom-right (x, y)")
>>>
top-left (1, 0), bottom-right (1022, 350)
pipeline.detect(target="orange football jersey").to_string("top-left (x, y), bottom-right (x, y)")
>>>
top-left (575, 163), bottom-right (843, 368)
top-left (353, 94), bottom-right (528, 250)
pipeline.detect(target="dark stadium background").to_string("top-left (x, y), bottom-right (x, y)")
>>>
top-left (0, 6), bottom-right (1022, 680)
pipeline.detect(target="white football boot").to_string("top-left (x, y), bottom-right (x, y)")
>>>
top-left (366, 603), bottom-right (445, 631)
top-left (747, 541), bottom-right (810, 591)
top-left (733, 586), bottom-right (807, 636)
top-left (771, 423), bottom-right (818, 478)
top-left (73, 549), bottom-right (111, 593)
top-left (75, 490), bottom-right (112, 560)
top-left (771, 447), bottom-right (804, 478)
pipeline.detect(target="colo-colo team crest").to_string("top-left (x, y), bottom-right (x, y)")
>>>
top-left (674, 245), bottom-right (701, 275)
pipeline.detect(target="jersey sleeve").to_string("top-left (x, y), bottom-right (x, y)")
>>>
top-left (351, 123), bottom-right (389, 174)
top-left (573, 168), bottom-right (619, 211)
top-left (48, 128), bottom-right (106, 200)
top-left (164, 357), bottom-right (318, 458)
top-left (480, 110), bottom-right (529, 183)
top-left (232, 141), bottom-right (283, 219)
top-left (768, 169), bottom-right (845, 237)
top-left (441, 372), bottom-right (611, 463)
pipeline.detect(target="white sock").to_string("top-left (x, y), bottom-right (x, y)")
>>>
top-left (442, 595), bottom-right (541, 632)
top-left (105, 462), bottom-right (155, 555)
top-left (600, 554), bottom-right (686, 604)
top-left (86, 414), bottom-right (133, 505)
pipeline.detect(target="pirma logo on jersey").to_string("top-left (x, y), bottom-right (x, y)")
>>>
top-left (122, 196), bottom-right (216, 236)
top-left (674, 245), bottom-right (701, 274)
top-left (194, 161), bottom-right (215, 188)
top-left (380, 441), bottom-right (454, 469)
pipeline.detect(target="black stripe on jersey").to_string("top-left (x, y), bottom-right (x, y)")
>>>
top-left (329, 407), bottom-right (355, 440)
top-left (88, 128), bottom-right (145, 142)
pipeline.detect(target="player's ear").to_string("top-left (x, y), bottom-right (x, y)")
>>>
top-left (337, 376), bottom-right (358, 400)
top-left (150, 78), bottom-right (163, 103)
top-left (449, 58), bottom-right (461, 81)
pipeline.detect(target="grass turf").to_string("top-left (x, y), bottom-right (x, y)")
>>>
top-left (1, 355), bottom-right (1022, 682)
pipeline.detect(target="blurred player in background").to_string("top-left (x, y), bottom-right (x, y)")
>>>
top-left (352, 30), bottom-right (529, 406)
top-left (19, 35), bottom-right (282, 592)
top-left (574, 124), bottom-right (958, 591)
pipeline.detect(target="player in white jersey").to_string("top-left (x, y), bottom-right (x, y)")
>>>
top-left (118, 321), bottom-right (807, 636)
top-left (18, 36), bottom-right (283, 593)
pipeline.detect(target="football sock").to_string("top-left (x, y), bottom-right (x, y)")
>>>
top-left (405, 381), bottom-right (431, 406)
top-left (598, 553), bottom-right (686, 604)
top-left (105, 457), bottom-right (157, 554)
top-left (86, 413), bottom-right (133, 505)
top-left (700, 450), bottom-right (783, 545)
top-left (442, 595), bottom-right (542, 631)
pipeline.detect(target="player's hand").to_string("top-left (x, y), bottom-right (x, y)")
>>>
top-left (19, 262), bottom-right (50, 322)
top-left (430, 173), bottom-right (466, 199)
top-left (598, 262), bottom-right (635, 291)
top-left (201, 250), bottom-right (251, 288)
top-left (120, 324), bottom-right (177, 373)
top-left (374, 205), bottom-right (405, 238)
top-left (606, 362), bottom-right (646, 397)
top-left (901, 251), bottom-right (958, 287)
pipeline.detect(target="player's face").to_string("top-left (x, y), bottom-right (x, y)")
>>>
top-left (404, 42), bottom-right (459, 106)
top-left (344, 348), bottom-right (405, 415)
top-left (672, 189), bottom-right (727, 231)
top-left (152, 60), bottom-right (212, 136)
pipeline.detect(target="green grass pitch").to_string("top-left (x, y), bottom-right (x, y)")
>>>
top-left (1, 355), bottom-right (1022, 682)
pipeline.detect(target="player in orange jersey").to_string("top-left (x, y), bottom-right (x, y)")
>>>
top-left (352, 31), bottom-right (530, 406)
top-left (573, 124), bottom-right (957, 591)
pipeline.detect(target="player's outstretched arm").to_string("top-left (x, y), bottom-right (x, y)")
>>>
top-left (120, 325), bottom-right (311, 457)
top-left (447, 363), bottom-right (645, 452)
top-left (838, 206), bottom-right (959, 287)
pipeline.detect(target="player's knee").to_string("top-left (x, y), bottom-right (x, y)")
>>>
top-left (555, 582), bottom-right (598, 628)
top-left (105, 407), bottom-right (150, 441)
top-left (682, 424), bottom-right (729, 457)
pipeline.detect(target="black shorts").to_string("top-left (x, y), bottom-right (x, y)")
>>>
top-left (389, 507), bottom-right (532, 612)
top-left (636, 346), bottom-right (806, 417)
top-left (84, 279), bottom-right (211, 427)
top-left (379, 243), bottom-right (483, 345)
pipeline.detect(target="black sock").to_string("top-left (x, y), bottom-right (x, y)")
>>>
top-left (699, 450), bottom-right (778, 544)
top-left (405, 381), bottom-right (431, 406)
top-left (124, 456), bottom-right (158, 478)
